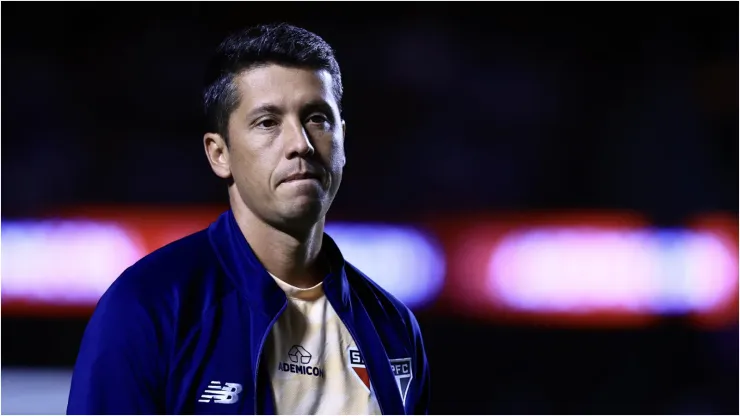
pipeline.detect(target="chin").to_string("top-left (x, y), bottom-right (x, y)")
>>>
top-left (279, 198), bottom-right (327, 225)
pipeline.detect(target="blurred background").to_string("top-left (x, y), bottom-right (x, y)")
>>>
top-left (2, 2), bottom-right (738, 414)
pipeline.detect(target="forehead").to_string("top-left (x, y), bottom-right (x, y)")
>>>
top-left (233, 64), bottom-right (337, 111)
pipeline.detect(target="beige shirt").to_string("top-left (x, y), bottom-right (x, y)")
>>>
top-left (266, 274), bottom-right (382, 415)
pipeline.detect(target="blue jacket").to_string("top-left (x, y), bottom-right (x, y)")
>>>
top-left (67, 210), bottom-right (431, 415)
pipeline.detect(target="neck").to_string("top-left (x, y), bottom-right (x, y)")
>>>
top-left (230, 196), bottom-right (326, 289)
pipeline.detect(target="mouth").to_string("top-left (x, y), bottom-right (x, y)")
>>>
top-left (280, 171), bottom-right (322, 185)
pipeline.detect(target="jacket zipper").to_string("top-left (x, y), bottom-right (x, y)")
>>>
top-left (253, 302), bottom-right (287, 415)
top-left (335, 311), bottom-right (387, 415)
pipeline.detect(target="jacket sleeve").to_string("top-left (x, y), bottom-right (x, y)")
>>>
top-left (410, 312), bottom-right (431, 415)
top-left (67, 278), bottom-right (167, 414)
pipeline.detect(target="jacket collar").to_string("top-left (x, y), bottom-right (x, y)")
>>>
top-left (207, 210), bottom-right (351, 318)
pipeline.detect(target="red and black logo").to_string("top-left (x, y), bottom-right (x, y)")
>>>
top-left (347, 346), bottom-right (413, 405)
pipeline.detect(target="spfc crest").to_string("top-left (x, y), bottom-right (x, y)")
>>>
top-left (348, 347), bottom-right (371, 390)
top-left (348, 347), bottom-right (413, 406)
top-left (390, 357), bottom-right (413, 405)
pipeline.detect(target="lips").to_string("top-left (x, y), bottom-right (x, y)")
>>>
top-left (280, 171), bottom-right (322, 184)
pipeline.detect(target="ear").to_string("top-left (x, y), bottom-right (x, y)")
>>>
top-left (203, 132), bottom-right (231, 179)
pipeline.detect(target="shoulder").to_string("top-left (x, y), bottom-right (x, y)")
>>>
top-left (93, 229), bottom-right (234, 329)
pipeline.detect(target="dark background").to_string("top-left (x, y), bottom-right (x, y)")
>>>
top-left (2, 2), bottom-right (738, 414)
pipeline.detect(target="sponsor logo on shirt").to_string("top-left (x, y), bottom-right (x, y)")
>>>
top-left (278, 345), bottom-right (325, 378)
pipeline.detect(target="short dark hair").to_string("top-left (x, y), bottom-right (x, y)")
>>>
top-left (203, 23), bottom-right (343, 141)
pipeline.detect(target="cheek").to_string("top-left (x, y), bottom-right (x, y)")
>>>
top-left (230, 145), bottom-right (269, 186)
top-left (324, 135), bottom-right (346, 169)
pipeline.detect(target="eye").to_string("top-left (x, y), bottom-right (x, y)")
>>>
top-left (307, 114), bottom-right (329, 125)
top-left (256, 118), bottom-right (278, 129)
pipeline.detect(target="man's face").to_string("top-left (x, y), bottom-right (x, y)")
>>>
top-left (205, 64), bottom-right (345, 232)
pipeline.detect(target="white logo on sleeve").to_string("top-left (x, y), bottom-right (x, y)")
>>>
top-left (198, 381), bottom-right (242, 404)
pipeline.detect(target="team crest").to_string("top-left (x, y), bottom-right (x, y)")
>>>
top-left (348, 346), bottom-right (371, 390)
top-left (347, 347), bottom-right (413, 406)
top-left (390, 357), bottom-right (413, 405)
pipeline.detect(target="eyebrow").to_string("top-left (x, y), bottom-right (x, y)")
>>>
top-left (246, 99), bottom-right (335, 119)
top-left (247, 104), bottom-right (284, 119)
top-left (302, 99), bottom-right (334, 116)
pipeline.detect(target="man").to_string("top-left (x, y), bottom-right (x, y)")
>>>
top-left (66, 23), bottom-right (431, 415)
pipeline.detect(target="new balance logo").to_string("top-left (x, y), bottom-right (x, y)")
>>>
top-left (198, 381), bottom-right (242, 404)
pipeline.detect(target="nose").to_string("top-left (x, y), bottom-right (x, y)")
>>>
top-left (283, 118), bottom-right (315, 159)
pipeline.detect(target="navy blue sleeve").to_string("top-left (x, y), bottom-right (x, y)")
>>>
top-left (67, 276), bottom-right (168, 415)
top-left (410, 312), bottom-right (431, 415)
